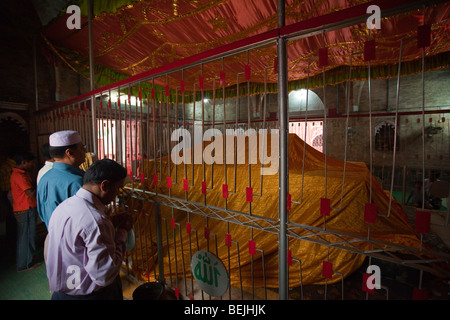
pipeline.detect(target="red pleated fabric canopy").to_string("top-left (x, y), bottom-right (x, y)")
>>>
top-left (41, 0), bottom-right (450, 90)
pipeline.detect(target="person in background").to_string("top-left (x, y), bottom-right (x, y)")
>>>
top-left (36, 143), bottom-right (54, 185)
top-left (406, 180), bottom-right (425, 208)
top-left (46, 159), bottom-right (133, 300)
top-left (37, 130), bottom-right (86, 228)
top-left (10, 150), bottom-right (41, 272)
top-left (0, 149), bottom-right (17, 257)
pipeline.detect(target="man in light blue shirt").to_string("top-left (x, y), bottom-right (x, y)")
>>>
top-left (37, 130), bottom-right (87, 228)
top-left (46, 159), bottom-right (132, 300)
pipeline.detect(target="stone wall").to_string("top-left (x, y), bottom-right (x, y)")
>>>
top-left (179, 68), bottom-right (450, 189)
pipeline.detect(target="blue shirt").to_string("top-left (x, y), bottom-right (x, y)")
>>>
top-left (37, 162), bottom-right (85, 227)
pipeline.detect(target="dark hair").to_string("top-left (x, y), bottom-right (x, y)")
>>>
top-left (83, 159), bottom-right (127, 185)
top-left (48, 144), bottom-right (78, 159)
top-left (41, 143), bottom-right (51, 160)
top-left (13, 151), bottom-right (36, 165)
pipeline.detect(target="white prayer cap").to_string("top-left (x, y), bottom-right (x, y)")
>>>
top-left (49, 130), bottom-right (82, 147)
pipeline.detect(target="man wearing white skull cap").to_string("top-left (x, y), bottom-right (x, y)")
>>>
top-left (37, 130), bottom-right (86, 228)
top-left (48, 130), bottom-right (82, 147)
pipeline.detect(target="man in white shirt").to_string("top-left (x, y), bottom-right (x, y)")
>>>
top-left (36, 143), bottom-right (54, 185)
top-left (46, 159), bottom-right (133, 300)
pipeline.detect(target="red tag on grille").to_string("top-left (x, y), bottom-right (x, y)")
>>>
top-left (199, 75), bottom-right (204, 90)
top-left (362, 273), bottom-right (375, 294)
top-left (222, 184), bottom-right (228, 198)
top-left (180, 80), bottom-right (185, 93)
top-left (248, 240), bottom-right (256, 255)
top-left (322, 261), bottom-right (333, 279)
top-left (415, 210), bottom-right (431, 233)
top-left (225, 234), bottom-right (232, 247)
top-left (171, 217), bottom-right (175, 229)
top-left (364, 203), bottom-right (377, 223)
top-left (287, 249), bottom-right (292, 266)
top-left (319, 47), bottom-right (329, 67)
top-left (245, 64), bottom-right (251, 81)
top-left (273, 57), bottom-right (278, 73)
top-left (204, 227), bottom-right (210, 240)
top-left (140, 173), bottom-right (145, 183)
top-left (412, 287), bottom-right (429, 300)
top-left (201, 181), bottom-right (207, 194)
top-left (165, 85), bottom-right (169, 97)
top-left (364, 39), bottom-right (376, 61)
top-left (153, 174), bottom-right (158, 186)
top-left (320, 198), bottom-right (330, 216)
top-left (167, 176), bottom-right (172, 189)
top-left (186, 222), bottom-right (191, 234)
top-left (151, 87), bottom-right (155, 99)
top-left (219, 71), bottom-right (226, 87)
top-left (183, 178), bottom-right (188, 191)
top-left (246, 187), bottom-right (253, 202)
top-left (287, 193), bottom-right (292, 211)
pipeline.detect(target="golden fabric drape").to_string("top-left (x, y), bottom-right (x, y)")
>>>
top-left (122, 134), bottom-right (423, 288)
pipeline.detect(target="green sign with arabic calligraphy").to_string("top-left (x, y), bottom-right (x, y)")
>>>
top-left (190, 250), bottom-right (229, 297)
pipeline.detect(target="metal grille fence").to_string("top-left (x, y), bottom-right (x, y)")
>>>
top-left (36, 0), bottom-right (450, 300)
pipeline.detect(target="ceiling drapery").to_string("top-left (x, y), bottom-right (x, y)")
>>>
top-left (39, 0), bottom-right (450, 98)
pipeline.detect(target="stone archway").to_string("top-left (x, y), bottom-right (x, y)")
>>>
top-left (0, 112), bottom-right (29, 156)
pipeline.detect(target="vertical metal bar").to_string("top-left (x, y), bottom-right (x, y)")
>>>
top-left (88, 0), bottom-right (97, 156)
top-left (246, 51), bottom-right (252, 216)
top-left (124, 99), bottom-right (128, 172)
top-left (322, 31), bottom-right (328, 202)
top-left (292, 57), bottom-right (316, 206)
top-left (142, 212), bottom-right (151, 281)
top-left (201, 65), bottom-right (206, 204)
top-left (152, 80), bottom-right (157, 188)
top-left (231, 240), bottom-right (244, 300)
top-left (368, 50), bottom-right (373, 203)
top-left (190, 83), bottom-right (196, 187)
top-left (172, 214), bottom-right (178, 292)
top-left (166, 76), bottom-right (171, 186)
top-left (386, 37), bottom-right (411, 217)
top-left (177, 223), bottom-right (186, 300)
top-left (99, 100), bottom-right (104, 159)
top-left (146, 92), bottom-right (150, 183)
top-left (147, 210), bottom-right (158, 281)
top-left (137, 212), bottom-right (146, 279)
top-left (223, 59), bottom-right (228, 209)
top-left (117, 99), bottom-right (122, 166)
top-left (163, 218), bottom-right (172, 286)
top-left (154, 202), bottom-right (165, 284)
top-left (33, 35), bottom-right (39, 112)
top-left (292, 257), bottom-right (304, 300)
top-left (277, 0), bottom-right (288, 300)
top-left (106, 97), bottom-right (111, 158)
top-left (256, 248), bottom-right (267, 299)
top-left (421, 46), bottom-right (426, 211)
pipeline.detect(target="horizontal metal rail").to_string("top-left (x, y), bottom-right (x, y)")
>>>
top-left (122, 186), bottom-right (450, 278)
top-left (34, 0), bottom-right (449, 114)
